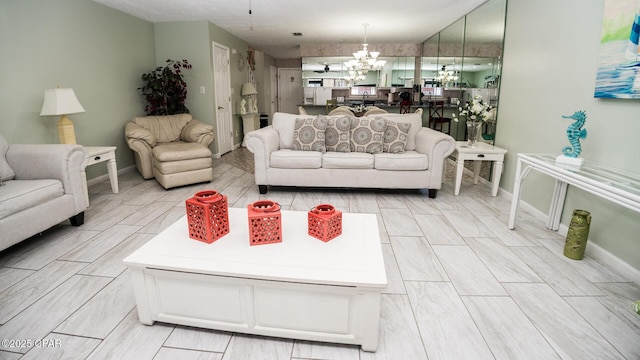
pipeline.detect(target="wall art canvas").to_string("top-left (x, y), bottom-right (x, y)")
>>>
top-left (594, 0), bottom-right (640, 98)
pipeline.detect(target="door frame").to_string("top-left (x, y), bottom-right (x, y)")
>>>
top-left (212, 42), bottom-right (233, 157)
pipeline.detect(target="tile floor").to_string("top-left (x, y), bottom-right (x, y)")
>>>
top-left (1, 150), bottom-right (639, 360)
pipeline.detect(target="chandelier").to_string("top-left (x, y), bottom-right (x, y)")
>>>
top-left (436, 65), bottom-right (458, 85)
top-left (343, 24), bottom-right (386, 83)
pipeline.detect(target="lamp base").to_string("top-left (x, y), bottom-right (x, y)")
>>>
top-left (57, 115), bottom-right (76, 144)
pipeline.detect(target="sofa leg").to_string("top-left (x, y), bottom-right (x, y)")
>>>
top-left (258, 185), bottom-right (268, 194)
top-left (69, 212), bottom-right (85, 226)
top-left (428, 189), bottom-right (438, 199)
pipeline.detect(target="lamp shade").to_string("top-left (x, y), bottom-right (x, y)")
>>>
top-left (241, 83), bottom-right (258, 96)
top-left (40, 88), bottom-right (85, 116)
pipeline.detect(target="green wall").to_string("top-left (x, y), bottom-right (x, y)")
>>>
top-left (497, 0), bottom-right (640, 271)
top-left (0, 0), bottom-right (156, 179)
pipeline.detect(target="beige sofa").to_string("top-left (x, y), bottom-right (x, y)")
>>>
top-left (0, 134), bottom-right (88, 251)
top-left (124, 114), bottom-right (214, 189)
top-left (245, 112), bottom-right (455, 198)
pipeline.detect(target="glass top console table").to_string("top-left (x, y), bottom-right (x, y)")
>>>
top-left (508, 154), bottom-right (640, 230)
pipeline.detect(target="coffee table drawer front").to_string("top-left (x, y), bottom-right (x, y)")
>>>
top-left (147, 269), bottom-right (250, 326)
top-left (254, 284), bottom-right (353, 334)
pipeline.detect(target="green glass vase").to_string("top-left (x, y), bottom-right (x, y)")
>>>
top-left (563, 209), bottom-right (591, 260)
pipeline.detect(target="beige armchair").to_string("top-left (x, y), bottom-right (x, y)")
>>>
top-left (125, 114), bottom-right (214, 189)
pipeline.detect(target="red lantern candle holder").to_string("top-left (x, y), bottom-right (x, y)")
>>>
top-left (185, 190), bottom-right (229, 244)
top-left (247, 200), bottom-right (282, 246)
top-left (308, 204), bottom-right (342, 242)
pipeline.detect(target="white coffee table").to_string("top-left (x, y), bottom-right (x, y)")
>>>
top-left (453, 141), bottom-right (507, 196)
top-left (123, 207), bottom-right (387, 351)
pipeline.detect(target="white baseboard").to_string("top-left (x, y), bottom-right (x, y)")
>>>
top-left (86, 165), bottom-right (135, 187)
top-left (493, 169), bottom-right (640, 285)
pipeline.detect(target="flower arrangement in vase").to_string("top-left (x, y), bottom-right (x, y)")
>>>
top-left (452, 95), bottom-right (494, 147)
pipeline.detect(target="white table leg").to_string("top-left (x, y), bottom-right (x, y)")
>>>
top-left (107, 158), bottom-right (119, 193)
top-left (508, 159), bottom-right (524, 229)
top-left (547, 180), bottom-right (568, 231)
top-left (473, 160), bottom-right (482, 184)
top-left (491, 160), bottom-right (503, 197)
top-left (454, 157), bottom-right (465, 196)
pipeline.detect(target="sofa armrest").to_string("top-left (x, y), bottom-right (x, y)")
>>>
top-left (125, 122), bottom-right (157, 147)
top-left (6, 144), bottom-right (88, 212)
top-left (415, 127), bottom-right (456, 187)
top-left (181, 119), bottom-right (214, 146)
top-left (245, 126), bottom-right (280, 184)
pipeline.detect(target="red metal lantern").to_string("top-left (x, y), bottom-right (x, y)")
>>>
top-left (308, 204), bottom-right (342, 242)
top-left (247, 200), bottom-right (282, 245)
top-left (185, 190), bottom-right (229, 243)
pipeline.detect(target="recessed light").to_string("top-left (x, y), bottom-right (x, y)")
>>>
top-left (293, 32), bottom-right (303, 36)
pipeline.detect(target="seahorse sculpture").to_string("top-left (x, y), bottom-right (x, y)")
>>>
top-left (561, 110), bottom-right (587, 158)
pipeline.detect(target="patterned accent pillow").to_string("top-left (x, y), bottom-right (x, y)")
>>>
top-left (291, 116), bottom-right (327, 153)
top-left (325, 115), bottom-right (352, 152)
top-left (350, 117), bottom-right (387, 154)
top-left (383, 119), bottom-right (412, 153)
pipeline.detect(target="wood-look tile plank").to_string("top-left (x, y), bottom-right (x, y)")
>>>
top-left (19, 333), bottom-right (101, 360)
top-left (414, 214), bottom-right (466, 245)
top-left (511, 247), bottom-right (603, 296)
top-left (565, 296), bottom-right (640, 359)
top-left (154, 347), bottom-right (223, 360)
top-left (504, 283), bottom-right (622, 359)
top-left (458, 195), bottom-right (503, 216)
top-left (405, 282), bottom-right (493, 360)
top-left (376, 192), bottom-right (408, 209)
top-left (55, 272), bottom-right (135, 339)
top-left (347, 192), bottom-right (379, 213)
top-left (83, 201), bottom-right (143, 231)
top-left (139, 206), bottom-right (187, 234)
top-left (220, 333), bottom-right (293, 360)
top-left (402, 194), bottom-right (441, 215)
top-left (596, 282), bottom-right (640, 330)
top-left (79, 233), bottom-right (153, 277)
top-left (117, 201), bottom-right (177, 226)
top-left (380, 208), bottom-right (422, 236)
top-left (164, 326), bottom-right (232, 353)
top-left (292, 340), bottom-right (359, 360)
top-left (59, 224), bottom-right (141, 263)
top-left (381, 244), bottom-right (406, 294)
top-left (360, 294), bottom-right (428, 360)
top-left (440, 210), bottom-right (495, 238)
top-left (476, 215), bottom-right (539, 246)
top-left (466, 237), bottom-right (542, 282)
top-left (86, 309), bottom-right (174, 360)
top-left (0, 267), bottom-right (35, 293)
top-left (432, 245), bottom-right (507, 295)
top-left (463, 296), bottom-right (560, 359)
top-left (0, 260), bottom-right (87, 324)
top-left (390, 236), bottom-right (448, 281)
top-left (0, 275), bottom-right (111, 354)
top-left (0, 351), bottom-right (22, 359)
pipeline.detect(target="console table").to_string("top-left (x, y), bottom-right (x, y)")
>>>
top-left (508, 153), bottom-right (640, 230)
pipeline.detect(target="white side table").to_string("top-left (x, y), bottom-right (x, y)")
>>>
top-left (453, 141), bottom-right (507, 196)
top-left (83, 146), bottom-right (118, 204)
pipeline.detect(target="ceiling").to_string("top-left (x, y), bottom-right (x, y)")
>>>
top-left (92, 0), bottom-right (488, 59)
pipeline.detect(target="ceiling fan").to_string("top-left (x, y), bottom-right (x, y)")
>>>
top-left (314, 64), bottom-right (331, 73)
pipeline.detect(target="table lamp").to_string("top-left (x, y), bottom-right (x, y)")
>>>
top-left (40, 87), bottom-right (85, 144)
top-left (241, 82), bottom-right (258, 114)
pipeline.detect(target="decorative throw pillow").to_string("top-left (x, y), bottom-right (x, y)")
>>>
top-left (291, 116), bottom-right (327, 152)
top-left (350, 117), bottom-right (387, 154)
top-left (383, 119), bottom-right (412, 153)
top-left (325, 115), bottom-right (351, 152)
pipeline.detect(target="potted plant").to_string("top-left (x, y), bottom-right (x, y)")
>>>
top-left (139, 59), bottom-right (192, 115)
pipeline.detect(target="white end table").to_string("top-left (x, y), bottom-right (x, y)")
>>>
top-left (83, 146), bottom-right (118, 204)
top-left (453, 141), bottom-right (507, 196)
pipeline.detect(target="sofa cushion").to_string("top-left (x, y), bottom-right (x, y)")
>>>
top-left (383, 120), bottom-right (411, 154)
top-left (373, 113), bottom-right (422, 151)
top-left (0, 134), bottom-right (15, 181)
top-left (152, 142), bottom-right (212, 162)
top-left (374, 151), bottom-right (429, 171)
top-left (324, 115), bottom-right (351, 152)
top-left (291, 116), bottom-right (327, 153)
top-left (322, 152), bottom-right (374, 169)
top-left (154, 157), bottom-right (212, 175)
top-left (132, 114), bottom-right (193, 143)
top-left (0, 179), bottom-right (63, 220)
top-left (350, 117), bottom-right (387, 154)
top-left (270, 149), bottom-right (322, 169)
top-left (273, 112), bottom-right (311, 149)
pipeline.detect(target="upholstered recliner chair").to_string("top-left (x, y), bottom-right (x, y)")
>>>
top-left (124, 114), bottom-right (214, 189)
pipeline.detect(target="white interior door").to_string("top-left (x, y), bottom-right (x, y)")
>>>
top-left (270, 65), bottom-right (277, 119)
top-left (213, 42), bottom-right (233, 156)
top-left (277, 68), bottom-right (302, 115)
